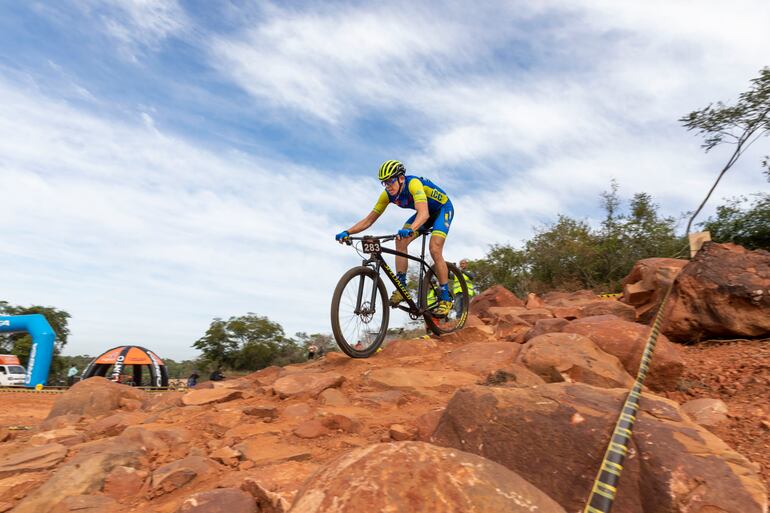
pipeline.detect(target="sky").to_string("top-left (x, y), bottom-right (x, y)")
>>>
top-left (1, 1), bottom-right (768, 360)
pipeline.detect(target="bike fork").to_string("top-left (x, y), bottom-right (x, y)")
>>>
top-left (354, 260), bottom-right (380, 315)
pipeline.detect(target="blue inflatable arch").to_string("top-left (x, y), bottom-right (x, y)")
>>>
top-left (0, 314), bottom-right (55, 387)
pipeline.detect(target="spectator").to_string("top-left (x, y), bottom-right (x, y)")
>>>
top-left (454, 258), bottom-right (477, 316)
top-left (210, 368), bottom-right (225, 381)
top-left (307, 344), bottom-right (318, 360)
top-left (66, 365), bottom-right (79, 386)
top-left (187, 371), bottom-right (200, 388)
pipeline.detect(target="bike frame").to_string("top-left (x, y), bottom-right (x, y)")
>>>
top-left (353, 233), bottom-right (437, 319)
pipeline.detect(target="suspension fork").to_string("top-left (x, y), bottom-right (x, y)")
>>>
top-left (417, 233), bottom-right (428, 304)
top-left (354, 258), bottom-right (381, 314)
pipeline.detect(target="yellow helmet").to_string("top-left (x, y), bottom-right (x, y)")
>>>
top-left (378, 160), bottom-right (406, 181)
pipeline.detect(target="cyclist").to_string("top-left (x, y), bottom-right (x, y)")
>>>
top-left (335, 160), bottom-right (455, 316)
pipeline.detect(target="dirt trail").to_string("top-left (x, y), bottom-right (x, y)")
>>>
top-left (666, 339), bottom-right (770, 490)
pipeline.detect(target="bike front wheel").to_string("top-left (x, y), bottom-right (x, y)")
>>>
top-left (331, 266), bottom-right (389, 358)
top-left (421, 262), bottom-right (469, 336)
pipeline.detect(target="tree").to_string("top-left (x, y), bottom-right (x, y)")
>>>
top-left (193, 313), bottom-right (300, 371)
top-left (680, 67), bottom-right (770, 235)
top-left (467, 244), bottom-right (530, 296)
top-left (700, 193), bottom-right (770, 250)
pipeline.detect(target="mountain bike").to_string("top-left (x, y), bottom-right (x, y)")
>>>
top-left (331, 233), bottom-right (468, 358)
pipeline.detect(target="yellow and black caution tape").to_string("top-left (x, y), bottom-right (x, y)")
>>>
top-left (583, 283), bottom-right (674, 513)
top-left (598, 293), bottom-right (622, 299)
top-left (0, 386), bottom-right (67, 394)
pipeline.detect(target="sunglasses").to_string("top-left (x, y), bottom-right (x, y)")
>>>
top-left (381, 176), bottom-right (400, 187)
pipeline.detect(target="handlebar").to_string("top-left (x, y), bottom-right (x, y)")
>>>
top-left (343, 234), bottom-right (399, 245)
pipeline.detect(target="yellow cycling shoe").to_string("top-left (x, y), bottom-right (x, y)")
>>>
top-left (390, 289), bottom-right (405, 305)
top-left (434, 300), bottom-right (453, 317)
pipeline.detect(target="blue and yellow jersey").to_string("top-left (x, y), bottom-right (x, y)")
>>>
top-left (372, 175), bottom-right (450, 215)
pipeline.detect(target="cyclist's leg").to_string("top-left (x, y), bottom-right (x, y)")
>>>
top-left (429, 203), bottom-right (454, 315)
top-left (395, 214), bottom-right (419, 274)
top-left (428, 202), bottom-right (453, 284)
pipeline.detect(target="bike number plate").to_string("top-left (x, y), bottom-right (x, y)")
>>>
top-left (362, 238), bottom-right (381, 253)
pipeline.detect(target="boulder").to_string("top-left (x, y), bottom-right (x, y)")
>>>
top-left (49, 495), bottom-right (119, 513)
top-left (485, 306), bottom-right (549, 325)
top-left (0, 443), bottom-right (67, 478)
top-left (662, 243), bottom-right (770, 341)
top-left (177, 488), bottom-right (257, 513)
top-left (438, 326), bottom-right (494, 344)
top-left (355, 390), bottom-right (406, 407)
top-left (182, 388), bottom-right (243, 406)
top-left (46, 377), bottom-right (147, 420)
top-left (235, 439), bottom-right (311, 466)
top-left (10, 439), bottom-right (146, 513)
top-left (0, 472), bottom-right (48, 502)
top-left (103, 465), bottom-right (148, 501)
top-left (540, 289), bottom-right (599, 307)
top-left (293, 420), bottom-right (330, 439)
top-left (365, 368), bottom-right (478, 393)
top-left (516, 333), bottom-right (634, 388)
top-left (523, 318), bottom-right (569, 342)
top-left (150, 456), bottom-right (219, 496)
top-left (318, 388), bottom-right (349, 407)
top-left (87, 411), bottom-right (146, 438)
top-left (272, 372), bottom-right (345, 399)
top-left (469, 285), bottom-right (524, 318)
top-left (442, 342), bottom-right (521, 375)
top-left (492, 320), bottom-right (530, 343)
top-left (380, 338), bottom-right (438, 358)
top-left (576, 300), bottom-right (636, 322)
top-left (563, 317), bottom-right (684, 391)
top-left (482, 365), bottom-right (546, 388)
top-left (289, 442), bottom-right (566, 513)
top-left (621, 257), bottom-right (688, 323)
top-left (681, 398), bottom-right (729, 427)
top-left (28, 428), bottom-right (85, 447)
top-left (244, 366), bottom-right (284, 386)
top-left (431, 384), bottom-right (767, 513)
top-left (525, 292), bottom-right (546, 309)
top-left (243, 405), bottom-right (278, 420)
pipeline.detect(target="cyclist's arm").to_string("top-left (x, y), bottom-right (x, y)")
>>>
top-left (406, 178), bottom-right (430, 231)
top-left (346, 210), bottom-right (381, 235)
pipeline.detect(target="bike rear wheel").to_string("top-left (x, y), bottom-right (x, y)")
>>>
top-left (331, 266), bottom-right (389, 358)
top-left (420, 262), bottom-right (469, 336)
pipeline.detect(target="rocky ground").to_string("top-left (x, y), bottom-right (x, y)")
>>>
top-left (666, 339), bottom-right (770, 489)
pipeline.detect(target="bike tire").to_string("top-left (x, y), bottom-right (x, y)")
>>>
top-left (421, 262), bottom-right (469, 336)
top-left (331, 266), bottom-right (390, 358)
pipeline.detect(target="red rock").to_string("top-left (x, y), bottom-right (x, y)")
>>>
top-left (11, 438), bottom-right (146, 513)
top-left (290, 442), bottom-right (566, 513)
top-left (318, 388), bottom-right (349, 407)
top-left (443, 342), bottom-right (521, 375)
top-left (438, 326), bottom-right (494, 344)
top-left (235, 439), bottom-right (311, 466)
top-left (577, 300), bottom-right (636, 321)
top-left (46, 377), bottom-right (147, 420)
top-left (517, 333), bottom-right (634, 388)
top-left (29, 428), bottom-right (85, 447)
top-left (242, 405), bottom-right (278, 419)
top-left (681, 398), bottom-right (729, 427)
top-left (241, 477), bottom-right (290, 513)
top-left (524, 318), bottom-right (569, 342)
top-left (282, 403), bottom-right (315, 419)
top-left (548, 306), bottom-right (582, 320)
top-left (464, 314), bottom-right (486, 327)
top-left (87, 411), bottom-right (146, 438)
top-left (320, 414), bottom-right (358, 433)
top-left (432, 384), bottom-right (767, 513)
top-left (415, 409), bottom-right (445, 441)
top-left (150, 456), bottom-right (218, 496)
top-left (469, 285), bottom-right (525, 319)
top-left (366, 367), bottom-right (478, 393)
top-left (564, 318), bottom-right (684, 391)
top-left (526, 292), bottom-right (546, 308)
top-left (272, 372), bottom-right (345, 399)
top-left (486, 306), bottom-right (550, 325)
top-left (388, 424), bottom-right (415, 441)
top-left (0, 472), bottom-right (48, 502)
top-left (492, 320), bottom-right (530, 342)
top-left (182, 388), bottom-right (243, 406)
top-left (621, 257), bottom-right (687, 322)
top-left (103, 465), bottom-right (147, 501)
top-left (293, 420), bottom-right (330, 439)
top-left (380, 338), bottom-right (438, 357)
top-left (661, 243), bottom-right (770, 341)
top-left (0, 443), bottom-right (67, 478)
top-left (244, 366), bottom-right (284, 386)
top-left (177, 488), bottom-right (257, 513)
top-left (482, 364), bottom-right (547, 388)
top-left (540, 289), bottom-right (599, 306)
top-left (210, 446), bottom-right (242, 466)
top-left (49, 495), bottom-right (119, 512)
top-left (0, 430), bottom-right (9, 443)
top-left (355, 390), bottom-right (406, 407)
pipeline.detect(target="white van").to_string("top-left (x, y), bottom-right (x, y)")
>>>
top-left (0, 355), bottom-right (27, 386)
